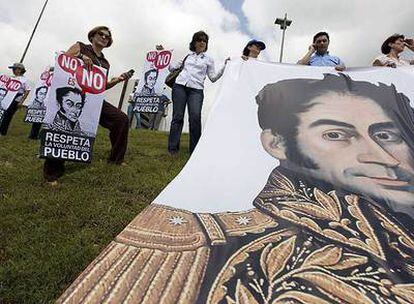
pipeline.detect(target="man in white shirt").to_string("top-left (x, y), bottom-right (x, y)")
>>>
top-left (0, 62), bottom-right (31, 135)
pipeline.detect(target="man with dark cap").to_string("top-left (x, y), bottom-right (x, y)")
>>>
top-left (242, 39), bottom-right (266, 60)
top-left (0, 62), bottom-right (31, 135)
top-left (43, 25), bottom-right (134, 185)
top-left (373, 34), bottom-right (414, 67)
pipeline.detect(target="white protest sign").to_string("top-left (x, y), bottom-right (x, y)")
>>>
top-left (40, 53), bottom-right (107, 163)
top-left (133, 49), bottom-right (173, 113)
top-left (24, 68), bottom-right (53, 124)
top-left (0, 74), bottom-right (22, 124)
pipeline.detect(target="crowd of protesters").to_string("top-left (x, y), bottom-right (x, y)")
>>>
top-left (1, 26), bottom-right (414, 185)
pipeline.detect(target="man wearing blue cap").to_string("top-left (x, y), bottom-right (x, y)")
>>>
top-left (242, 39), bottom-right (266, 60)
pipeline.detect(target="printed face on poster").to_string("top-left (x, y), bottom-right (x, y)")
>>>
top-left (133, 49), bottom-right (172, 113)
top-left (0, 74), bottom-right (22, 124)
top-left (24, 69), bottom-right (54, 124)
top-left (39, 53), bottom-right (107, 163)
top-left (155, 63), bottom-right (414, 216)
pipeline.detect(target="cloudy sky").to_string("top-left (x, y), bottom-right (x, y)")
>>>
top-left (1, 0), bottom-right (413, 112)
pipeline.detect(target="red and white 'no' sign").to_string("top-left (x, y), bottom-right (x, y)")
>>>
top-left (147, 51), bottom-right (157, 63)
top-left (46, 73), bottom-right (53, 87)
top-left (57, 53), bottom-right (107, 94)
top-left (6, 79), bottom-right (22, 92)
top-left (0, 75), bottom-right (22, 91)
top-left (40, 71), bottom-right (50, 81)
top-left (154, 51), bottom-right (172, 69)
top-left (0, 74), bottom-right (10, 85)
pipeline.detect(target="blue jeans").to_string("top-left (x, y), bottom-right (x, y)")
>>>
top-left (168, 84), bottom-right (204, 153)
top-left (127, 104), bottom-right (141, 129)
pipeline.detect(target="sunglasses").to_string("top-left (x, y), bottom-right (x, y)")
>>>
top-left (196, 37), bottom-right (208, 43)
top-left (97, 31), bottom-right (111, 40)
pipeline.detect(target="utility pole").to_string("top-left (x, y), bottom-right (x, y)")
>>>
top-left (20, 0), bottom-right (49, 63)
top-left (275, 13), bottom-right (292, 63)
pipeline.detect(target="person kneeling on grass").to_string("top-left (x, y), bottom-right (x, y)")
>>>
top-left (43, 26), bottom-right (134, 185)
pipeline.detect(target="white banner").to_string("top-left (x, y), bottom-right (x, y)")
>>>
top-left (59, 61), bottom-right (414, 303)
top-left (40, 53), bottom-right (107, 163)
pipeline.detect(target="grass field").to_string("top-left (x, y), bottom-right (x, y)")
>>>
top-left (0, 109), bottom-right (189, 303)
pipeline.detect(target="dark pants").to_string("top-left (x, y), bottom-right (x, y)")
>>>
top-left (168, 84), bottom-right (204, 153)
top-left (43, 101), bottom-right (129, 181)
top-left (150, 112), bottom-right (163, 130)
top-left (28, 123), bottom-right (42, 139)
top-left (0, 100), bottom-right (19, 135)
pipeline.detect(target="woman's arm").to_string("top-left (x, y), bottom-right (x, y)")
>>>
top-left (169, 57), bottom-right (184, 72)
top-left (106, 70), bottom-right (134, 90)
top-left (66, 42), bottom-right (94, 70)
top-left (206, 57), bottom-right (229, 83)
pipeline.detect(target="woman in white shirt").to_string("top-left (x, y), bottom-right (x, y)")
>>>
top-left (167, 31), bottom-right (228, 154)
top-left (373, 34), bottom-right (414, 67)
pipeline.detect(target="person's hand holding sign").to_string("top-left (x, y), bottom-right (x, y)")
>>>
top-left (114, 69), bottom-right (134, 83)
top-left (78, 53), bottom-right (94, 71)
top-left (119, 69), bottom-right (135, 81)
top-left (107, 69), bottom-right (134, 89)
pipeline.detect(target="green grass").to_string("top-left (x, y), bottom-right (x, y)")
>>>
top-left (0, 110), bottom-right (189, 303)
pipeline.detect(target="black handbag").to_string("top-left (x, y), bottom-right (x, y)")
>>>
top-left (165, 55), bottom-right (189, 88)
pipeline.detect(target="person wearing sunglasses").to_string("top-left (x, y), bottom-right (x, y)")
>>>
top-left (43, 26), bottom-right (134, 185)
top-left (160, 31), bottom-right (230, 155)
top-left (373, 34), bottom-right (414, 67)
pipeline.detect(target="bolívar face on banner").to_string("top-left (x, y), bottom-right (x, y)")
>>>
top-left (0, 74), bottom-right (22, 125)
top-left (39, 53), bottom-right (107, 163)
top-left (24, 68), bottom-right (54, 124)
top-left (133, 49), bottom-right (173, 113)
